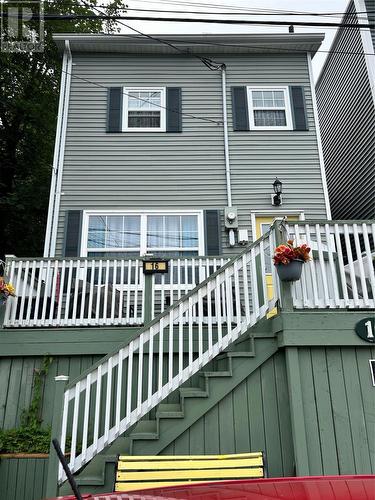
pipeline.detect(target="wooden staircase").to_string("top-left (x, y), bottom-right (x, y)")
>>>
top-left (57, 228), bottom-right (279, 485)
top-left (59, 331), bottom-right (278, 495)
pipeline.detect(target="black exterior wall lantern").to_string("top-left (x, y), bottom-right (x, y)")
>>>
top-left (272, 178), bottom-right (283, 206)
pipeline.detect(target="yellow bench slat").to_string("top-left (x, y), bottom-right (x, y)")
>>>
top-left (118, 457), bottom-right (263, 471)
top-left (118, 452), bottom-right (262, 461)
top-left (115, 480), bottom-right (219, 492)
top-left (117, 467), bottom-right (264, 482)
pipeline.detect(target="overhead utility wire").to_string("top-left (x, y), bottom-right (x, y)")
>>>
top-left (3, 13), bottom-right (372, 28)
top-left (94, 6), bottom-right (375, 17)
top-left (85, 1), bottom-right (224, 70)
top-left (0, 53), bottom-right (222, 123)
top-left (61, 70), bottom-right (223, 125)
top-left (124, 0), bottom-right (373, 18)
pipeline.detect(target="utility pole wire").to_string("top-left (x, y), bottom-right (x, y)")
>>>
top-left (93, 6), bottom-right (375, 18)
top-left (1, 13), bottom-right (373, 28)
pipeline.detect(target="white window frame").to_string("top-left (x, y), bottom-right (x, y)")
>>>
top-left (81, 209), bottom-right (205, 257)
top-left (369, 360), bottom-right (375, 387)
top-left (122, 87), bottom-right (166, 132)
top-left (247, 86), bottom-right (293, 131)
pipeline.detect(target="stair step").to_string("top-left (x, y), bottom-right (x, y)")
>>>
top-left (156, 404), bottom-right (184, 419)
top-left (131, 420), bottom-right (158, 440)
top-left (225, 351), bottom-right (256, 358)
top-left (217, 351), bottom-right (255, 360)
top-left (199, 370), bottom-right (232, 378)
top-left (179, 387), bottom-right (208, 398)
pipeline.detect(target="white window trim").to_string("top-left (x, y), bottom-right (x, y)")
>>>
top-left (247, 86), bottom-right (293, 131)
top-left (250, 210), bottom-right (305, 242)
top-left (81, 209), bottom-right (205, 257)
top-left (369, 360), bottom-right (375, 387)
top-left (122, 87), bottom-right (166, 132)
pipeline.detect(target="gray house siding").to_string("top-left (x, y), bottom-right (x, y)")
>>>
top-left (316, 1), bottom-right (375, 220)
top-left (56, 52), bottom-right (327, 256)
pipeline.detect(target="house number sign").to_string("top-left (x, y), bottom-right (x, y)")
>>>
top-left (355, 317), bottom-right (375, 343)
top-left (143, 260), bottom-right (169, 274)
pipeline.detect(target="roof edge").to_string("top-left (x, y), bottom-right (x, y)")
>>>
top-left (53, 32), bottom-right (325, 57)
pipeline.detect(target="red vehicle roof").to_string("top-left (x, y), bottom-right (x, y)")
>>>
top-left (51, 475), bottom-right (375, 500)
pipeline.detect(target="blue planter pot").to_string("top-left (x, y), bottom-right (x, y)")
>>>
top-left (275, 259), bottom-right (304, 282)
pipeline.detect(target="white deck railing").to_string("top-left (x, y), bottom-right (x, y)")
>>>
top-left (3, 257), bottom-right (232, 328)
top-left (151, 257), bottom-right (230, 320)
top-left (57, 230), bottom-right (277, 481)
top-left (3, 221), bottom-right (374, 329)
top-left (3, 258), bottom-right (145, 328)
top-left (287, 221), bottom-right (375, 309)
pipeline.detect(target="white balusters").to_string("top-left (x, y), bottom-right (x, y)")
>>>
top-left (2, 258), bottom-right (145, 327)
top-left (3, 223), bottom-right (374, 331)
top-left (288, 221), bottom-right (375, 310)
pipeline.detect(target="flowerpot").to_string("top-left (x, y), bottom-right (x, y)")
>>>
top-left (275, 259), bottom-right (304, 282)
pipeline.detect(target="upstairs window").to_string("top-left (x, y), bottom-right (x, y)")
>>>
top-left (247, 87), bottom-right (292, 130)
top-left (123, 87), bottom-right (166, 132)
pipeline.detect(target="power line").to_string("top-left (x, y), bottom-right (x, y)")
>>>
top-left (124, 0), bottom-right (374, 19)
top-left (1, 55), bottom-right (222, 124)
top-left (62, 70), bottom-right (223, 125)
top-left (2, 12), bottom-right (372, 28)
top-left (84, 1), bottom-right (224, 70)
top-left (80, 4), bottom-right (374, 58)
top-left (94, 6), bottom-right (375, 18)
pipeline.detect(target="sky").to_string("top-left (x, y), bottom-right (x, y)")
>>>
top-left (117, 0), bottom-right (350, 80)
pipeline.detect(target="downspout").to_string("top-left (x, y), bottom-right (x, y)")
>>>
top-left (49, 40), bottom-right (72, 257)
top-left (43, 43), bottom-right (69, 257)
top-left (220, 64), bottom-right (235, 246)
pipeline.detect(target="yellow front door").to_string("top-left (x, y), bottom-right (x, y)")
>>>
top-left (255, 216), bottom-right (299, 318)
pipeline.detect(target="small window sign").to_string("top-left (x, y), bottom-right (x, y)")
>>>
top-left (355, 318), bottom-right (375, 343)
top-left (369, 360), bottom-right (375, 387)
top-left (143, 260), bottom-right (169, 274)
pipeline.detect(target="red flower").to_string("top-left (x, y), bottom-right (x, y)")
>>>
top-left (273, 241), bottom-right (311, 265)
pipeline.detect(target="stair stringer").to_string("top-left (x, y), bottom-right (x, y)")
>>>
top-left (130, 336), bottom-right (278, 456)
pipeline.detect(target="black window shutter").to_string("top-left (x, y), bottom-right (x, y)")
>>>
top-left (290, 86), bottom-right (308, 131)
top-left (107, 87), bottom-right (123, 132)
top-left (63, 210), bottom-right (83, 257)
top-left (204, 210), bottom-right (222, 256)
top-left (231, 87), bottom-right (249, 131)
top-left (166, 87), bottom-right (182, 132)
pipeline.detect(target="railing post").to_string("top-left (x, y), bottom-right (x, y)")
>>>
top-left (143, 270), bottom-right (153, 324)
top-left (274, 220), bottom-right (294, 311)
top-left (1, 255), bottom-right (15, 328)
top-left (45, 375), bottom-right (69, 498)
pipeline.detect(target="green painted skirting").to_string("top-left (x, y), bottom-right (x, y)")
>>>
top-left (277, 311), bottom-right (375, 347)
top-left (0, 456), bottom-right (48, 500)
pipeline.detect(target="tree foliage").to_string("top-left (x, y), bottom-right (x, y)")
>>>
top-left (0, 0), bottom-right (122, 259)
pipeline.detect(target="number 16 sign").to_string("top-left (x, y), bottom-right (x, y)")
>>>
top-left (355, 317), bottom-right (375, 343)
